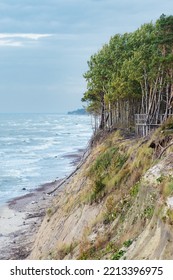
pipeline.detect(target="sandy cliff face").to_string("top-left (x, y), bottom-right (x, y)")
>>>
top-left (29, 148), bottom-right (103, 259)
top-left (29, 130), bottom-right (173, 260)
top-left (124, 153), bottom-right (173, 259)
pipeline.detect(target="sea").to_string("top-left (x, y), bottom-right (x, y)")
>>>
top-left (0, 113), bottom-right (93, 206)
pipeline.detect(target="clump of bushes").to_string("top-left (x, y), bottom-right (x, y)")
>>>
top-left (90, 179), bottom-right (106, 202)
top-left (88, 146), bottom-right (128, 202)
top-left (89, 147), bottom-right (119, 178)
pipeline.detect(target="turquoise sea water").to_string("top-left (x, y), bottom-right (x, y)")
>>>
top-left (0, 113), bottom-right (92, 205)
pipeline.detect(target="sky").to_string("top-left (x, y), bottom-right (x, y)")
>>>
top-left (0, 0), bottom-right (172, 113)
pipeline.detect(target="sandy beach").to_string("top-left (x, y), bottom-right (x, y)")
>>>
top-left (0, 179), bottom-right (62, 259)
top-left (0, 149), bottom-right (86, 260)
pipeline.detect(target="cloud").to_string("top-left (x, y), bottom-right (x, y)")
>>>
top-left (0, 33), bottom-right (80, 47)
top-left (0, 39), bottom-right (23, 47)
top-left (0, 33), bottom-right (52, 40)
top-left (0, 0), bottom-right (172, 113)
top-left (0, 33), bottom-right (53, 47)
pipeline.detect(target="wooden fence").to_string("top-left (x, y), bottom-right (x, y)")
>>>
top-left (135, 114), bottom-right (172, 136)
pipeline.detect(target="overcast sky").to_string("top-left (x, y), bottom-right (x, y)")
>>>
top-left (0, 0), bottom-right (172, 113)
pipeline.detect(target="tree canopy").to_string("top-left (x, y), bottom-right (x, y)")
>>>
top-left (82, 15), bottom-right (173, 133)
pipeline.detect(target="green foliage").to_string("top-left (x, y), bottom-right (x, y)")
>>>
top-left (79, 246), bottom-right (96, 260)
top-left (82, 14), bottom-right (173, 131)
top-left (103, 211), bottom-right (117, 224)
top-left (88, 146), bottom-right (128, 202)
top-left (143, 206), bottom-right (154, 219)
top-left (123, 239), bottom-right (133, 248)
top-left (47, 208), bottom-right (53, 217)
top-left (89, 146), bottom-right (128, 180)
top-left (156, 174), bottom-right (165, 183)
top-left (89, 179), bottom-right (106, 203)
top-left (105, 242), bottom-right (117, 253)
top-left (111, 250), bottom-right (125, 260)
top-left (132, 144), bottom-right (153, 173)
top-left (130, 183), bottom-right (140, 197)
top-left (163, 181), bottom-right (173, 197)
top-left (167, 181), bottom-right (173, 194)
top-left (166, 209), bottom-right (173, 224)
top-left (94, 179), bottom-right (106, 195)
top-left (89, 147), bottom-right (118, 177)
top-left (116, 154), bottom-right (128, 169)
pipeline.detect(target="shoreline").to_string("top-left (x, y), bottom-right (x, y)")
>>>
top-left (0, 179), bottom-right (63, 259)
top-left (0, 147), bottom-right (90, 260)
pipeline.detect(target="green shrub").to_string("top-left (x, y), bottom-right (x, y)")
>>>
top-left (94, 179), bottom-right (105, 194)
top-left (89, 179), bottom-right (106, 203)
top-left (89, 146), bottom-right (128, 190)
top-left (143, 206), bottom-right (154, 218)
top-left (116, 154), bottom-right (128, 169)
top-left (47, 208), bottom-right (53, 217)
top-left (156, 174), bottom-right (165, 183)
top-left (89, 147), bottom-right (118, 177)
top-left (79, 246), bottom-right (96, 260)
top-left (123, 239), bottom-right (133, 248)
top-left (130, 183), bottom-right (139, 197)
top-left (166, 209), bottom-right (173, 224)
top-left (111, 250), bottom-right (125, 260)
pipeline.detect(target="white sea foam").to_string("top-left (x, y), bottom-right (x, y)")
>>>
top-left (0, 113), bottom-right (92, 205)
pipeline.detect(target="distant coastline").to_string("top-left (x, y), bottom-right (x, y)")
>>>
top-left (67, 108), bottom-right (88, 115)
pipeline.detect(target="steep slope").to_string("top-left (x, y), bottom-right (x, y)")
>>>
top-left (29, 128), bottom-right (173, 260)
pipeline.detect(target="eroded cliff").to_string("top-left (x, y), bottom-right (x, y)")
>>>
top-left (29, 127), bottom-right (173, 260)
